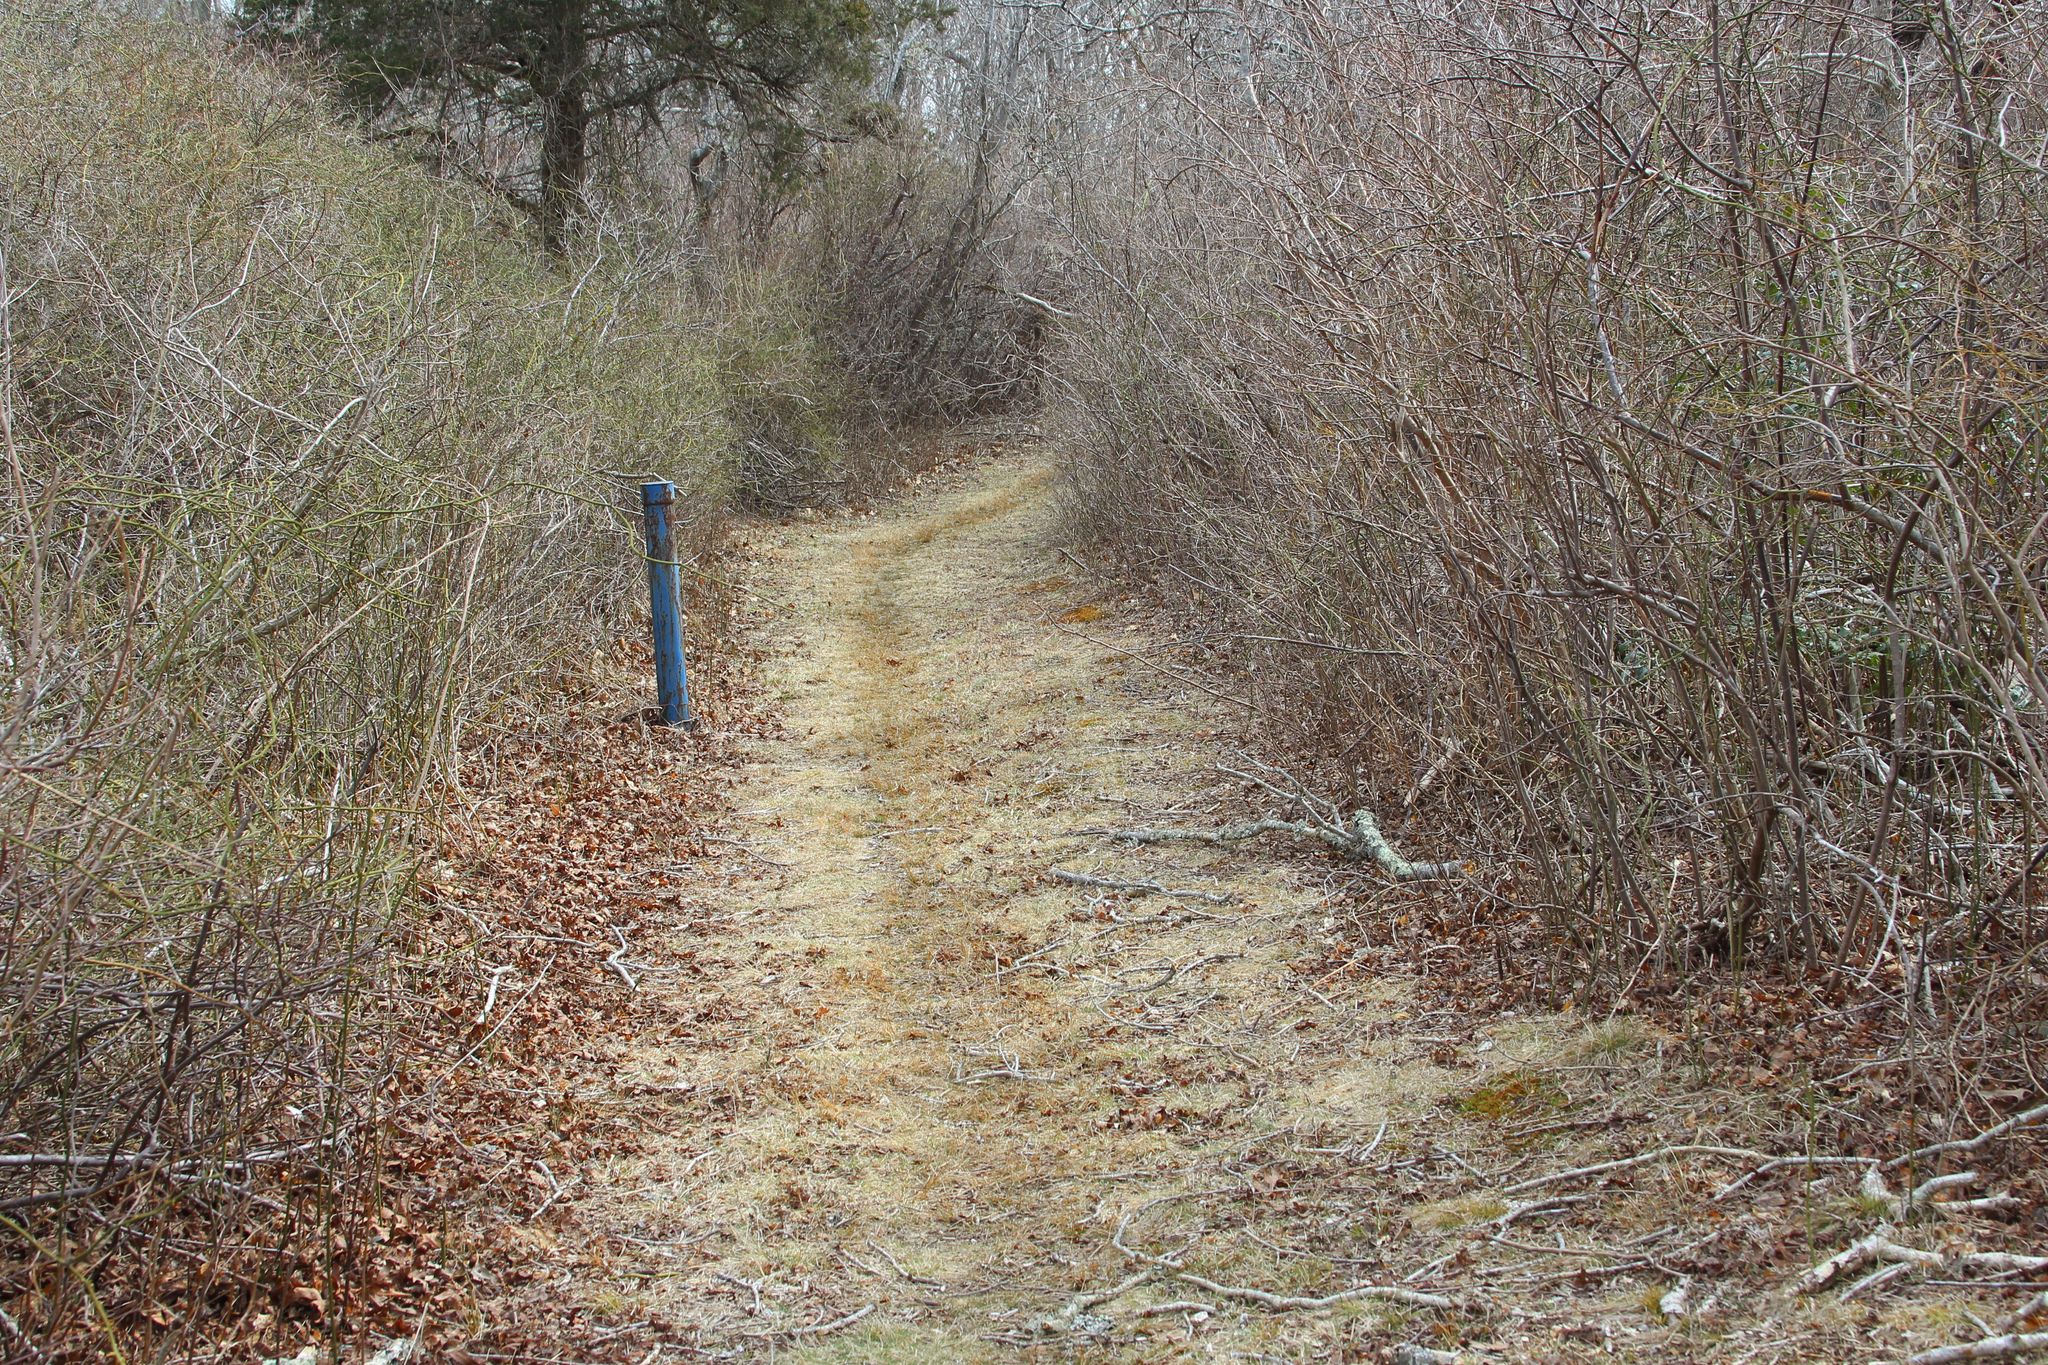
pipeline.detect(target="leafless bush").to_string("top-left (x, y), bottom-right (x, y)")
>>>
top-left (1049, 0), bottom-right (2048, 1058)
top-left (0, 9), bottom-right (754, 1350)
top-left (792, 135), bottom-right (1046, 429)
top-left (656, 9), bottom-right (1053, 469)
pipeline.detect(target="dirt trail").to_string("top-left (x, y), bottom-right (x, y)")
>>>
top-left (559, 450), bottom-right (1909, 1363)
top-left (568, 450), bottom-right (1468, 1359)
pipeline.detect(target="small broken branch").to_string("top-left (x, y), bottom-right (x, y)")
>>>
top-left (1797, 1225), bottom-right (2048, 1296)
top-left (605, 926), bottom-right (640, 992)
top-left (1796, 1225), bottom-right (1944, 1294)
top-left (1907, 1332), bottom-right (2048, 1364)
top-left (1098, 812), bottom-right (1465, 881)
top-left (1092, 757), bottom-right (1469, 880)
top-left (745, 1303), bottom-right (874, 1339)
top-left (1034, 1268), bottom-right (1158, 1334)
top-left (866, 1238), bottom-right (944, 1287)
top-left (1050, 868), bottom-right (1235, 905)
top-left (1887, 1101), bottom-right (2048, 1173)
top-left (1502, 1144), bottom-right (1774, 1197)
top-left (1174, 1271), bottom-right (1454, 1312)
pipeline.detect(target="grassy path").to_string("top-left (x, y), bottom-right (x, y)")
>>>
top-left (572, 452), bottom-right (1468, 1360)
top-left (549, 450), bottom-right (1966, 1363)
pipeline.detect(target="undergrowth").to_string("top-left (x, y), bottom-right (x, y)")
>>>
top-left (0, 8), bottom-right (843, 1356)
top-left (1047, 0), bottom-right (2048, 1122)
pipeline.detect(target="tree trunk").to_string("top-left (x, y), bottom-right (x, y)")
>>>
top-left (536, 2), bottom-right (591, 254)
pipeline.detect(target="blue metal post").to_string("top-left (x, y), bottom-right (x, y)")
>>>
top-left (640, 480), bottom-right (696, 730)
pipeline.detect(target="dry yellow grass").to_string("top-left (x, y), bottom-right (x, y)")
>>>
top-left (545, 451), bottom-right (2019, 1363)
top-left (555, 455), bottom-right (1476, 1357)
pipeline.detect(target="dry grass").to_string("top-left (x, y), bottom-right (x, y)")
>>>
top-left (463, 448), bottom-right (2048, 1364)
top-left (0, 8), bottom-right (848, 1353)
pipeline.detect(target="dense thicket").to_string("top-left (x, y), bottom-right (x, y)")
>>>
top-left (1040, 0), bottom-right (2048, 1041)
top-left (0, 7), bottom-right (850, 1347)
top-left (0, 0), bottom-right (1049, 1341)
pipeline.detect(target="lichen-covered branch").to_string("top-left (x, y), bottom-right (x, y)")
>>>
top-left (1102, 815), bottom-right (1466, 880)
top-left (1098, 764), bottom-right (1471, 884)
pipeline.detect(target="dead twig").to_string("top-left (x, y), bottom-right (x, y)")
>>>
top-left (1094, 812), bottom-right (1465, 881)
top-left (1907, 1332), bottom-right (2048, 1364)
top-left (745, 1303), bottom-right (875, 1339)
top-left (866, 1238), bottom-right (944, 1287)
top-left (1034, 1268), bottom-right (1158, 1334)
top-left (1050, 867), bottom-right (1235, 905)
top-left (1173, 1271), bottom-right (1454, 1312)
top-left (1887, 1102), bottom-right (2048, 1173)
top-left (1502, 1144), bottom-right (1782, 1197)
top-left (606, 926), bottom-right (640, 992)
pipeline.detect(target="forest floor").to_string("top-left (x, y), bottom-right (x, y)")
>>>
top-left (419, 443), bottom-right (2046, 1365)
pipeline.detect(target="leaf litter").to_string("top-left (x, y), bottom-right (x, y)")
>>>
top-left (360, 448), bottom-right (2046, 1364)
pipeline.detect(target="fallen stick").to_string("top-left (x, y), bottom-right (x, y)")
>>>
top-left (1715, 1153), bottom-right (1878, 1200)
top-left (1903, 1170), bottom-right (1984, 1214)
top-left (1097, 811), bottom-right (1466, 882)
top-left (475, 963), bottom-right (517, 1025)
top-left (865, 1238), bottom-right (944, 1287)
top-left (1065, 1268), bottom-right (1157, 1313)
top-left (746, 1303), bottom-right (874, 1339)
top-left (2000, 1290), bottom-right (2048, 1332)
top-left (1174, 1272), bottom-right (1454, 1312)
top-left (1033, 1268), bottom-right (1158, 1334)
top-left (1907, 1331), bottom-right (2048, 1363)
top-left (1090, 753), bottom-right (1471, 880)
top-left (1961, 1253), bottom-right (2048, 1276)
top-left (1796, 1225), bottom-right (1944, 1294)
top-left (1887, 1101), bottom-right (2048, 1173)
top-left (1841, 1260), bottom-right (1917, 1300)
top-left (1795, 1228), bottom-right (2047, 1297)
top-left (606, 927), bottom-right (639, 992)
top-left (1501, 1144), bottom-right (1772, 1197)
top-left (1050, 868), bottom-right (1235, 905)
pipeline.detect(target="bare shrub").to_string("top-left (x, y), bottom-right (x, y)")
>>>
top-left (1049, 0), bottom-right (2048, 1074)
top-left (0, 9), bottom-right (779, 1350)
top-left (793, 135), bottom-right (1045, 430)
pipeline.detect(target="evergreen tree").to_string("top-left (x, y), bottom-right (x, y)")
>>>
top-left (250, 0), bottom-right (886, 250)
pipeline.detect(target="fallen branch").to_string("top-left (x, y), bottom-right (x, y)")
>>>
top-left (475, 962), bottom-right (517, 1024)
top-left (1715, 1153), bottom-right (1878, 1200)
top-left (1907, 1331), bottom-right (2048, 1364)
top-left (866, 1238), bottom-right (944, 1288)
top-left (1887, 1101), bottom-right (2048, 1173)
top-left (1034, 1268), bottom-right (1157, 1335)
top-left (1098, 813), bottom-right (1465, 881)
top-left (1963, 1254), bottom-right (2048, 1276)
top-left (1795, 1225), bottom-right (1943, 1294)
top-left (1050, 868), bottom-right (1235, 905)
top-left (746, 1303), bottom-right (874, 1339)
top-left (1093, 756), bottom-right (1470, 880)
top-left (605, 926), bottom-right (639, 992)
top-left (2000, 1290), bottom-right (2048, 1332)
top-left (1174, 1271), bottom-right (1454, 1312)
top-left (1796, 1225), bottom-right (2048, 1296)
top-left (1501, 1144), bottom-right (1773, 1197)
